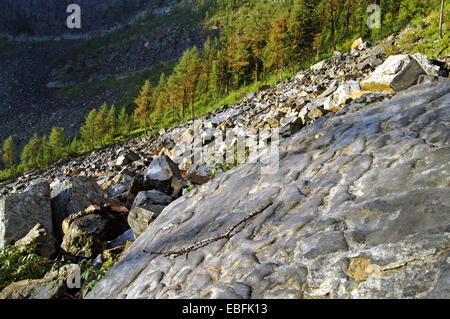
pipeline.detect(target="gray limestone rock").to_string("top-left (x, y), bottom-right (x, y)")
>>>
top-left (0, 181), bottom-right (53, 249)
top-left (87, 80), bottom-right (450, 299)
top-left (361, 55), bottom-right (426, 93)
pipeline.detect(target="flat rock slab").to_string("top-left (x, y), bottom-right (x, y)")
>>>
top-left (87, 80), bottom-right (450, 299)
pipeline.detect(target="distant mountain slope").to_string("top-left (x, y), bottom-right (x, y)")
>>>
top-left (0, 1), bottom-right (213, 157)
top-left (0, 0), bottom-right (180, 37)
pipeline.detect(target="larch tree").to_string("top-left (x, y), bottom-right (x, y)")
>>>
top-left (247, 3), bottom-right (270, 85)
top-left (171, 49), bottom-right (192, 123)
top-left (20, 133), bottom-right (40, 170)
top-left (95, 103), bottom-right (109, 146)
top-left (118, 106), bottom-right (131, 137)
top-left (134, 80), bottom-right (155, 135)
top-left (106, 105), bottom-right (117, 144)
top-left (37, 135), bottom-right (52, 168)
top-left (2, 136), bottom-right (15, 169)
top-left (287, 0), bottom-right (318, 77)
top-left (155, 73), bottom-right (169, 116)
top-left (187, 46), bottom-right (202, 121)
top-left (81, 108), bottom-right (98, 151)
top-left (200, 38), bottom-right (216, 102)
top-left (49, 127), bottom-right (67, 162)
top-left (266, 8), bottom-right (289, 83)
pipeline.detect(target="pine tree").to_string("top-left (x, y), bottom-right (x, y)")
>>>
top-left (321, 0), bottom-right (344, 51)
top-left (227, 15), bottom-right (251, 88)
top-left (1, 136), bottom-right (15, 169)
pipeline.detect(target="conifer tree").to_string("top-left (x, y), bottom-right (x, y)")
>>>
top-left (155, 73), bottom-right (169, 116)
top-left (95, 103), bottom-right (109, 146)
top-left (287, 0), bottom-right (318, 77)
top-left (81, 109), bottom-right (98, 151)
top-left (68, 137), bottom-right (80, 156)
top-left (187, 46), bottom-right (202, 121)
top-left (266, 9), bottom-right (289, 83)
top-left (106, 105), bottom-right (117, 144)
top-left (171, 49), bottom-right (192, 123)
top-left (37, 136), bottom-right (52, 168)
top-left (134, 80), bottom-right (154, 135)
top-left (2, 136), bottom-right (15, 169)
top-left (118, 106), bottom-right (131, 138)
top-left (49, 127), bottom-right (67, 162)
top-left (200, 38), bottom-right (215, 102)
top-left (20, 133), bottom-right (40, 170)
top-left (247, 4), bottom-right (269, 85)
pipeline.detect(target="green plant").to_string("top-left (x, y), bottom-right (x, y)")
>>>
top-left (182, 181), bottom-right (196, 195)
top-left (80, 258), bottom-right (118, 298)
top-left (0, 243), bottom-right (57, 291)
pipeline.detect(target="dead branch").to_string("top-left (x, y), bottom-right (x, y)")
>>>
top-left (143, 202), bottom-right (273, 258)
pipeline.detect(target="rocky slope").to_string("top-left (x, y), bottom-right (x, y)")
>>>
top-left (1, 40), bottom-right (449, 299)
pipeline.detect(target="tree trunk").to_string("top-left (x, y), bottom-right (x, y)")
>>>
top-left (291, 58), bottom-right (295, 79)
top-left (440, 0), bottom-right (444, 39)
top-left (181, 93), bottom-right (186, 124)
top-left (190, 90), bottom-right (196, 121)
top-left (345, 0), bottom-right (350, 36)
top-left (331, 14), bottom-right (336, 51)
top-left (204, 74), bottom-right (209, 103)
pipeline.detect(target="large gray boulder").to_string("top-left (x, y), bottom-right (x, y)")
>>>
top-left (88, 79), bottom-right (450, 299)
top-left (0, 180), bottom-right (53, 249)
top-left (361, 55), bottom-right (426, 93)
top-left (143, 155), bottom-right (185, 197)
top-left (50, 176), bottom-right (107, 241)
